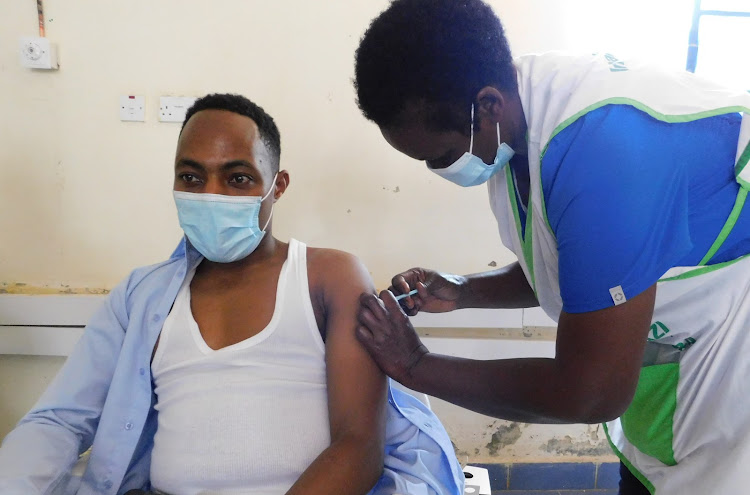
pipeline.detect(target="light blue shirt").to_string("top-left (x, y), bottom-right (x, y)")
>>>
top-left (0, 239), bottom-right (464, 495)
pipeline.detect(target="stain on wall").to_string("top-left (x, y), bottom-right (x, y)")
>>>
top-left (541, 425), bottom-right (612, 457)
top-left (486, 422), bottom-right (524, 456)
top-left (434, 395), bottom-right (619, 464)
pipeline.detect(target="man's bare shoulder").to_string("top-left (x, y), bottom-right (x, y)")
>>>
top-left (306, 246), bottom-right (374, 294)
top-left (306, 246), bottom-right (364, 268)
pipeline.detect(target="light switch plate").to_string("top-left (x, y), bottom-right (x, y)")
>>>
top-left (120, 95), bottom-right (145, 122)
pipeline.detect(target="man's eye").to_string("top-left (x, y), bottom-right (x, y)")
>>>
top-left (180, 173), bottom-right (201, 183)
top-left (230, 175), bottom-right (252, 184)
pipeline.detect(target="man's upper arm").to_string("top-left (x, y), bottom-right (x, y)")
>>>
top-left (0, 278), bottom-right (130, 493)
top-left (314, 250), bottom-right (387, 448)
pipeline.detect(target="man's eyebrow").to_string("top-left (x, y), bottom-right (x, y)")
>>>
top-left (175, 159), bottom-right (259, 173)
top-left (220, 160), bottom-right (256, 172)
top-left (175, 158), bottom-right (206, 171)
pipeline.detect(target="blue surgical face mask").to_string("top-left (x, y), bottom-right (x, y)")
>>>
top-left (429, 104), bottom-right (515, 187)
top-left (173, 177), bottom-right (276, 263)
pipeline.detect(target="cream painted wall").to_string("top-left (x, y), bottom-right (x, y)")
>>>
top-left (0, 0), bottom-right (693, 290)
top-left (1, 0), bottom-right (694, 465)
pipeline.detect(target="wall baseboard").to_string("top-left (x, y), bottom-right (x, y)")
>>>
top-left (468, 461), bottom-right (620, 491)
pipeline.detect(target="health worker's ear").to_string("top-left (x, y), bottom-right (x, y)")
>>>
top-left (475, 86), bottom-right (506, 129)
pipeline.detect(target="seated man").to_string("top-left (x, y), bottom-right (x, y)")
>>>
top-left (0, 94), bottom-right (464, 495)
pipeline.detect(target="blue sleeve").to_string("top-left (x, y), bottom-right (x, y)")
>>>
top-left (541, 105), bottom-right (693, 313)
top-left (0, 278), bottom-right (130, 494)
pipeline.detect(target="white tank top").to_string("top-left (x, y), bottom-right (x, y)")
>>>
top-left (150, 239), bottom-right (330, 495)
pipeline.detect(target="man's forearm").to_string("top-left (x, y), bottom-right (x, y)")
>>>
top-left (285, 436), bottom-right (382, 495)
top-left (458, 262), bottom-right (538, 309)
top-left (0, 422), bottom-right (82, 495)
top-left (403, 353), bottom-right (613, 424)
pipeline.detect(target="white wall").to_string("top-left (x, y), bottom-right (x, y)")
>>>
top-left (1, 0), bottom-right (695, 463)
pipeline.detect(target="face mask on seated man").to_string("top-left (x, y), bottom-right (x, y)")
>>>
top-left (0, 93), bottom-right (464, 495)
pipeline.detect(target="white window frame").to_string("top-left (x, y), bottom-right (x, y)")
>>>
top-left (686, 0), bottom-right (750, 73)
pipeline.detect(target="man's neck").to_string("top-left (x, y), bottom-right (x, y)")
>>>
top-left (198, 234), bottom-right (282, 281)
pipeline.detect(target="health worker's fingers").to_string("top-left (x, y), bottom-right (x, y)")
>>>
top-left (355, 324), bottom-right (374, 344)
top-left (416, 281), bottom-right (430, 298)
top-left (357, 307), bottom-right (388, 336)
top-left (359, 292), bottom-right (387, 321)
top-left (379, 290), bottom-right (411, 323)
top-left (390, 274), bottom-right (412, 295)
top-left (389, 287), bottom-right (417, 312)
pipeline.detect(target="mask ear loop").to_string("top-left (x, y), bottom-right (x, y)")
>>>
top-left (469, 104), bottom-right (502, 153)
top-left (469, 104), bottom-right (475, 154)
top-left (261, 173), bottom-right (278, 202)
top-left (261, 173), bottom-right (278, 232)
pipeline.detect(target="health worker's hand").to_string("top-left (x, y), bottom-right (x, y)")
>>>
top-left (356, 290), bottom-right (429, 385)
top-left (390, 268), bottom-right (465, 316)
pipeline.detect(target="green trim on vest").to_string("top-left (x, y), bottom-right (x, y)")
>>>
top-left (538, 101), bottom-right (749, 217)
top-left (734, 137), bottom-right (750, 181)
top-left (659, 253), bottom-right (750, 282)
top-left (620, 363), bottom-right (680, 468)
top-left (698, 188), bottom-right (748, 265)
top-left (505, 167), bottom-right (536, 293)
top-left (545, 100), bottom-right (749, 150)
top-left (603, 423), bottom-right (656, 495)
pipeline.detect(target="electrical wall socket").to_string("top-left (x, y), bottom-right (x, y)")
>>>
top-left (159, 96), bottom-right (197, 123)
top-left (462, 466), bottom-right (491, 495)
top-left (19, 36), bottom-right (58, 70)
